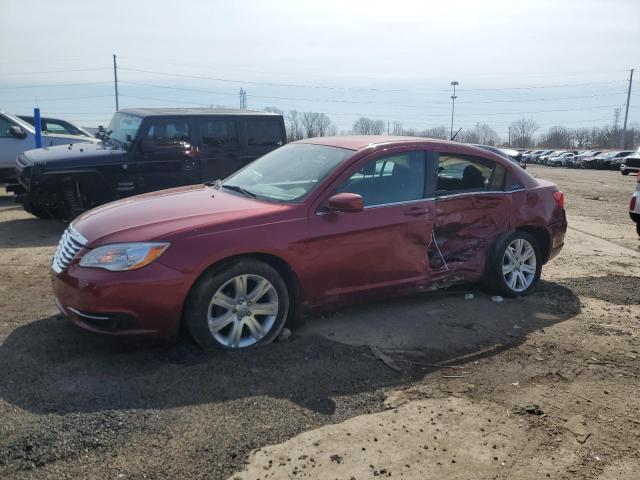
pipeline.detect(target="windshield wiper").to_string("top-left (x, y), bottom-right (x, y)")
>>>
top-left (221, 184), bottom-right (257, 198)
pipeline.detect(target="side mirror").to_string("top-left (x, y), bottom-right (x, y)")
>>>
top-left (9, 125), bottom-right (27, 140)
top-left (325, 192), bottom-right (364, 213)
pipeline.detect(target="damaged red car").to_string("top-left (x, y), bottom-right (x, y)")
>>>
top-left (52, 137), bottom-right (567, 350)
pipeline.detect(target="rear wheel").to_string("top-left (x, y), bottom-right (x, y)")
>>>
top-left (636, 223), bottom-right (640, 237)
top-left (185, 259), bottom-right (289, 350)
top-left (621, 170), bottom-right (629, 176)
top-left (487, 232), bottom-right (542, 297)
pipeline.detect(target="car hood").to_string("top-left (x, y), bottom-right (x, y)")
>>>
top-left (21, 141), bottom-right (124, 169)
top-left (73, 185), bottom-right (295, 247)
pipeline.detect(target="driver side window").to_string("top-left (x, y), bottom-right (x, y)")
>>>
top-left (335, 151), bottom-right (426, 207)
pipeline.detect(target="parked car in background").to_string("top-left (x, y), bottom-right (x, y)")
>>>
top-left (581, 151), bottom-right (610, 169)
top-left (0, 110), bottom-right (97, 182)
top-left (15, 108), bottom-right (286, 220)
top-left (548, 152), bottom-right (574, 167)
top-left (574, 150), bottom-right (602, 168)
top-left (18, 115), bottom-right (94, 138)
top-left (596, 150), bottom-right (633, 170)
top-left (50, 137), bottom-right (566, 350)
top-left (472, 144), bottom-right (526, 168)
top-left (524, 150), bottom-right (544, 163)
top-left (621, 147), bottom-right (640, 175)
top-left (541, 151), bottom-right (562, 165)
top-left (630, 172), bottom-right (640, 236)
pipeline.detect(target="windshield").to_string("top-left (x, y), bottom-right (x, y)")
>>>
top-left (221, 143), bottom-right (353, 202)
top-left (106, 112), bottom-right (143, 143)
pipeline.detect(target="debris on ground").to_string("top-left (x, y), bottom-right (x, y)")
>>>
top-left (277, 328), bottom-right (292, 342)
top-left (565, 414), bottom-right (591, 443)
top-left (464, 293), bottom-right (474, 300)
top-left (491, 296), bottom-right (504, 304)
top-left (369, 345), bottom-right (402, 372)
top-left (512, 404), bottom-right (544, 416)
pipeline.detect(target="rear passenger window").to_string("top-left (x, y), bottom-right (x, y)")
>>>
top-left (335, 152), bottom-right (426, 207)
top-left (436, 154), bottom-right (505, 194)
top-left (201, 120), bottom-right (239, 147)
top-left (245, 119), bottom-right (283, 147)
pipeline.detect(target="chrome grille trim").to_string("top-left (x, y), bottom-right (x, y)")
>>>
top-left (52, 226), bottom-right (88, 273)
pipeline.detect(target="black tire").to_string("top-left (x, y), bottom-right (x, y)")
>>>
top-left (636, 223), bottom-right (640, 238)
top-left (185, 259), bottom-right (289, 351)
top-left (22, 198), bottom-right (51, 219)
top-left (621, 170), bottom-right (629, 176)
top-left (486, 231), bottom-right (542, 297)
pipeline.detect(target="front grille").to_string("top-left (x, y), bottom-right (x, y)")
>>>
top-left (52, 226), bottom-right (88, 273)
top-left (625, 157), bottom-right (640, 168)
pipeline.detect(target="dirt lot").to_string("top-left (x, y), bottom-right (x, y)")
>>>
top-left (1, 166), bottom-right (639, 479)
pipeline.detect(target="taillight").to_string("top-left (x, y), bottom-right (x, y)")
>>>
top-left (553, 190), bottom-right (565, 209)
top-left (631, 196), bottom-right (637, 211)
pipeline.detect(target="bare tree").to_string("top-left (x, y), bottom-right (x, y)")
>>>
top-left (538, 126), bottom-right (574, 148)
top-left (509, 118), bottom-right (539, 148)
top-left (352, 117), bottom-right (386, 135)
top-left (420, 126), bottom-right (448, 139)
top-left (301, 112), bottom-right (336, 138)
top-left (391, 121), bottom-right (404, 136)
top-left (263, 106), bottom-right (284, 115)
top-left (286, 110), bottom-right (304, 142)
top-left (573, 128), bottom-right (590, 148)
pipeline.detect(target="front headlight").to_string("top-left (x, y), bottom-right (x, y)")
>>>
top-left (79, 242), bottom-right (170, 271)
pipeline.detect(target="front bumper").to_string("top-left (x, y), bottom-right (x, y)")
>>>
top-left (52, 261), bottom-right (193, 338)
top-left (621, 164), bottom-right (639, 173)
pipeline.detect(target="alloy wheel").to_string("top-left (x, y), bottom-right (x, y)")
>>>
top-left (207, 274), bottom-right (279, 348)
top-left (502, 238), bottom-right (537, 293)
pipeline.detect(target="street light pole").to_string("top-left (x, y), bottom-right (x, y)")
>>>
top-left (450, 81), bottom-right (459, 140)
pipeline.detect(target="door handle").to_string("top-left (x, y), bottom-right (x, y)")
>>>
top-left (404, 206), bottom-right (427, 216)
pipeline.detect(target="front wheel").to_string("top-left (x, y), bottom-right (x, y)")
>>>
top-left (636, 223), bottom-right (640, 238)
top-left (487, 232), bottom-right (542, 297)
top-left (185, 259), bottom-right (289, 350)
top-left (621, 170), bottom-right (629, 176)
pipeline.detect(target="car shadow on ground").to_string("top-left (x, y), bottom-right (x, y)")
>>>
top-left (0, 280), bottom-right (580, 416)
top-left (0, 217), bottom-right (64, 249)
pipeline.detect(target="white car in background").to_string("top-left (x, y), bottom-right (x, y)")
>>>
top-left (631, 172), bottom-right (640, 237)
top-left (0, 110), bottom-right (97, 182)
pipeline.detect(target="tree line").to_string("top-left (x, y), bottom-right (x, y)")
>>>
top-left (263, 107), bottom-right (639, 150)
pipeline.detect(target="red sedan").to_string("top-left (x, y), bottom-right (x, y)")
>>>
top-left (52, 136), bottom-right (567, 350)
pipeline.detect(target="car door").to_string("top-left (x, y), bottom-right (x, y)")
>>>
top-left (305, 149), bottom-right (436, 307)
top-left (198, 117), bottom-right (243, 181)
top-left (134, 117), bottom-right (202, 193)
top-left (0, 114), bottom-right (33, 170)
top-left (429, 151), bottom-right (511, 284)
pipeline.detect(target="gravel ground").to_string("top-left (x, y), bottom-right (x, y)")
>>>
top-left (0, 166), bottom-right (639, 479)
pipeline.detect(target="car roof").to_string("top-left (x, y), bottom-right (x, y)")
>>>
top-left (295, 135), bottom-right (466, 151)
top-left (118, 108), bottom-right (282, 118)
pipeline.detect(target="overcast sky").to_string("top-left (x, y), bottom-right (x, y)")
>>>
top-left (1, 0), bottom-right (639, 136)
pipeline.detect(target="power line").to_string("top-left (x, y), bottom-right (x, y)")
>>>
top-left (1, 67), bottom-right (111, 76)
top-left (0, 94), bottom-right (114, 104)
top-left (0, 81), bottom-right (111, 90)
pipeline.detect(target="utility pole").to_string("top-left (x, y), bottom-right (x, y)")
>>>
top-left (450, 81), bottom-right (459, 140)
top-left (621, 68), bottom-right (634, 149)
top-left (113, 54), bottom-right (119, 111)
top-left (239, 88), bottom-right (247, 109)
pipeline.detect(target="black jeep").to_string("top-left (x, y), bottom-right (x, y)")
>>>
top-left (14, 108), bottom-right (286, 220)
